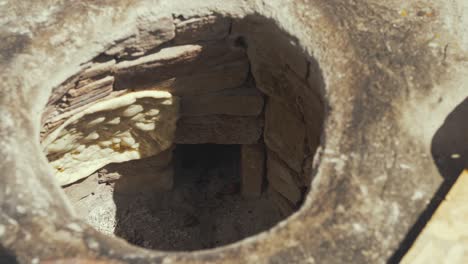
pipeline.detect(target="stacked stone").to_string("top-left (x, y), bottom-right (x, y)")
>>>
top-left (40, 59), bottom-right (117, 139)
top-left (232, 19), bottom-right (324, 216)
top-left (41, 14), bottom-right (264, 144)
top-left (40, 14), bottom-right (324, 217)
top-left (40, 14), bottom-right (267, 193)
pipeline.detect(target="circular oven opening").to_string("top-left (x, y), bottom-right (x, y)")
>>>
top-left (40, 13), bottom-right (325, 251)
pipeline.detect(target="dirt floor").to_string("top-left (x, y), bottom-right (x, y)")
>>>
top-left (64, 145), bottom-right (282, 251)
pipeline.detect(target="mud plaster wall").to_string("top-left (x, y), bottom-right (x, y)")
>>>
top-left (1, 0), bottom-right (468, 263)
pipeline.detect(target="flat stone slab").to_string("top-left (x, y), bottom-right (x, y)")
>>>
top-left (266, 150), bottom-right (303, 204)
top-left (175, 115), bottom-right (263, 144)
top-left (264, 98), bottom-right (305, 173)
top-left (180, 83), bottom-right (264, 117)
top-left (42, 91), bottom-right (179, 186)
top-left (114, 42), bottom-right (249, 95)
top-left (240, 143), bottom-right (265, 198)
top-left (267, 186), bottom-right (295, 217)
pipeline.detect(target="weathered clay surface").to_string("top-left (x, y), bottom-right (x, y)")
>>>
top-left (1, 0), bottom-right (468, 263)
top-left (42, 91), bottom-right (179, 186)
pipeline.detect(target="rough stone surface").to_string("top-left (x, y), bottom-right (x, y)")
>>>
top-left (264, 99), bottom-right (305, 173)
top-left (180, 82), bottom-right (264, 117)
top-left (42, 91), bottom-right (179, 186)
top-left (298, 87), bottom-right (324, 156)
top-left (80, 60), bottom-right (117, 80)
top-left (175, 115), bottom-right (263, 144)
top-left (40, 90), bottom-right (126, 141)
top-left (267, 186), bottom-right (295, 217)
top-left (174, 15), bottom-right (231, 44)
top-left (66, 76), bottom-right (115, 111)
top-left (233, 18), bottom-right (309, 80)
top-left (104, 15), bottom-right (175, 59)
top-left (113, 41), bottom-right (249, 95)
top-left (149, 60), bottom-right (249, 96)
top-left (301, 155), bottom-right (315, 187)
top-left (1, 0), bottom-right (468, 263)
top-left (266, 150), bottom-right (303, 204)
top-left (41, 59), bottom-right (117, 127)
top-left (240, 143), bottom-right (265, 198)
